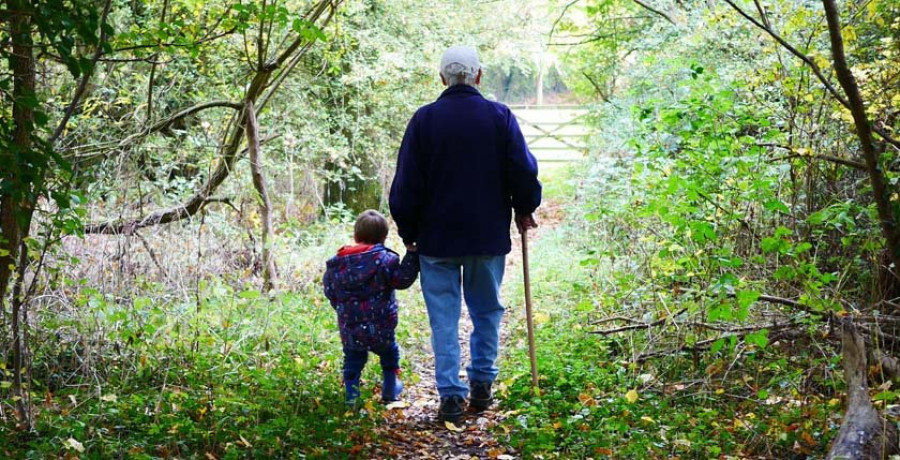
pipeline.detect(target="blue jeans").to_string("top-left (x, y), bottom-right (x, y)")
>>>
top-left (420, 255), bottom-right (506, 398)
top-left (343, 341), bottom-right (401, 381)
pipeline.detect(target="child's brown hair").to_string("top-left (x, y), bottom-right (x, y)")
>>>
top-left (354, 210), bottom-right (389, 244)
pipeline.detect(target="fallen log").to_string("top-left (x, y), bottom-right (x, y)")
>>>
top-left (826, 318), bottom-right (899, 459)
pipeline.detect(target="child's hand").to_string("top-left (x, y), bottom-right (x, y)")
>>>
top-left (406, 244), bottom-right (418, 253)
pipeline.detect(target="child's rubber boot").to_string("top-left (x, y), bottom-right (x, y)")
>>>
top-left (344, 377), bottom-right (361, 406)
top-left (381, 369), bottom-right (403, 402)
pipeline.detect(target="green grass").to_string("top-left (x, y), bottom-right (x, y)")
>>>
top-left (2, 279), bottom-right (383, 459)
top-left (1, 217), bottom-right (385, 459)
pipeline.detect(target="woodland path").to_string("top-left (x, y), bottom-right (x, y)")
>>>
top-left (367, 190), bottom-right (567, 459)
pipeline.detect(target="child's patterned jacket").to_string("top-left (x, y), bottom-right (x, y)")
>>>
top-left (323, 243), bottom-right (419, 350)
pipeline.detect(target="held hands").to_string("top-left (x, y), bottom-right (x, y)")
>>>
top-left (405, 243), bottom-right (418, 253)
top-left (515, 213), bottom-right (538, 234)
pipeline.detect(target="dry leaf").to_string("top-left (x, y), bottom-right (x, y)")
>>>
top-left (385, 401), bottom-right (408, 410)
top-left (63, 438), bottom-right (85, 453)
top-left (801, 431), bottom-right (816, 446)
top-left (673, 438), bottom-right (692, 448)
top-left (444, 421), bottom-right (464, 432)
top-left (625, 389), bottom-right (639, 403)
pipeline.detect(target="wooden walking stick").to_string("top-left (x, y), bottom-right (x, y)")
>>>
top-left (521, 227), bottom-right (539, 390)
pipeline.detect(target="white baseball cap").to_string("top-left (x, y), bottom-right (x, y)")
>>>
top-left (440, 46), bottom-right (481, 77)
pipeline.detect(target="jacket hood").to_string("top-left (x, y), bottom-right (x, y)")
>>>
top-left (326, 244), bottom-right (387, 292)
top-left (337, 243), bottom-right (376, 257)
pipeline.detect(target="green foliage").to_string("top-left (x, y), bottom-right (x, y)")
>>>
top-left (493, 1), bottom-right (899, 456)
top-left (0, 0), bottom-right (111, 201)
top-left (2, 278), bottom-right (381, 458)
top-left (495, 178), bottom-right (842, 457)
top-left (4, 0), bottom-right (900, 457)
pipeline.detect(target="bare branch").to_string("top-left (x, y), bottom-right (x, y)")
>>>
top-left (146, 0), bottom-right (170, 123)
top-left (245, 100), bottom-right (277, 291)
top-left (257, 2), bottom-right (339, 111)
top-left (549, 0), bottom-right (580, 40)
top-left (84, 0), bottom-right (340, 235)
top-left (635, 328), bottom-right (804, 363)
top-left (735, 291), bottom-right (832, 318)
top-left (113, 27), bottom-right (237, 53)
top-left (114, 101), bottom-right (243, 149)
top-left (759, 143), bottom-right (867, 170)
top-left (581, 71), bottom-right (612, 103)
top-left (721, 0), bottom-right (900, 150)
top-left (592, 308), bottom-right (687, 335)
top-left (82, 136), bottom-right (277, 235)
top-left (721, 0), bottom-right (847, 107)
top-left (822, 0), bottom-right (900, 267)
top-left (272, 0), bottom-right (334, 68)
top-left (49, 0), bottom-right (112, 144)
top-left (631, 0), bottom-right (675, 25)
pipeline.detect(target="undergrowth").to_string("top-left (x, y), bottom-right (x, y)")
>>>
top-left (496, 159), bottom-right (844, 459)
top-left (0, 164), bottom-right (849, 459)
top-left (1, 229), bottom-right (391, 458)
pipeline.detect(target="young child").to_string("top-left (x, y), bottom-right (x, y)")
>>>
top-left (323, 209), bottom-right (419, 404)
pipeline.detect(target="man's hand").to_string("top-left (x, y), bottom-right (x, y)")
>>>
top-left (515, 213), bottom-right (537, 234)
top-left (406, 243), bottom-right (418, 253)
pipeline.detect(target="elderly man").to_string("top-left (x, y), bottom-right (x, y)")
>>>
top-left (389, 46), bottom-right (542, 422)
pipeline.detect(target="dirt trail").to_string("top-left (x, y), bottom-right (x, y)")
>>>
top-left (368, 200), bottom-right (565, 459)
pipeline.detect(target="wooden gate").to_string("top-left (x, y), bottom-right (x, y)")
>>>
top-left (509, 105), bottom-right (589, 163)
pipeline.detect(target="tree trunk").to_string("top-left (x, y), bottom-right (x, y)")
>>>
top-left (10, 240), bottom-right (33, 429)
top-left (536, 52), bottom-right (544, 106)
top-left (0, 199), bottom-right (20, 320)
top-left (821, 0), bottom-right (900, 270)
top-left (84, 0), bottom-right (339, 234)
top-left (245, 101), bottom-right (277, 292)
top-left (827, 318), bottom-right (899, 459)
top-left (2, 0), bottom-right (37, 429)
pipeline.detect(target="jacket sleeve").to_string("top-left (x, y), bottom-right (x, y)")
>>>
top-left (322, 264), bottom-right (338, 309)
top-left (505, 109), bottom-right (542, 215)
top-left (381, 251), bottom-right (420, 290)
top-left (389, 113), bottom-right (425, 245)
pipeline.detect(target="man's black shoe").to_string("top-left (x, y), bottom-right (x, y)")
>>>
top-left (469, 380), bottom-right (493, 412)
top-left (438, 395), bottom-right (465, 423)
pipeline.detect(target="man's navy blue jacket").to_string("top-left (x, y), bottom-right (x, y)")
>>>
top-left (389, 85), bottom-right (542, 258)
